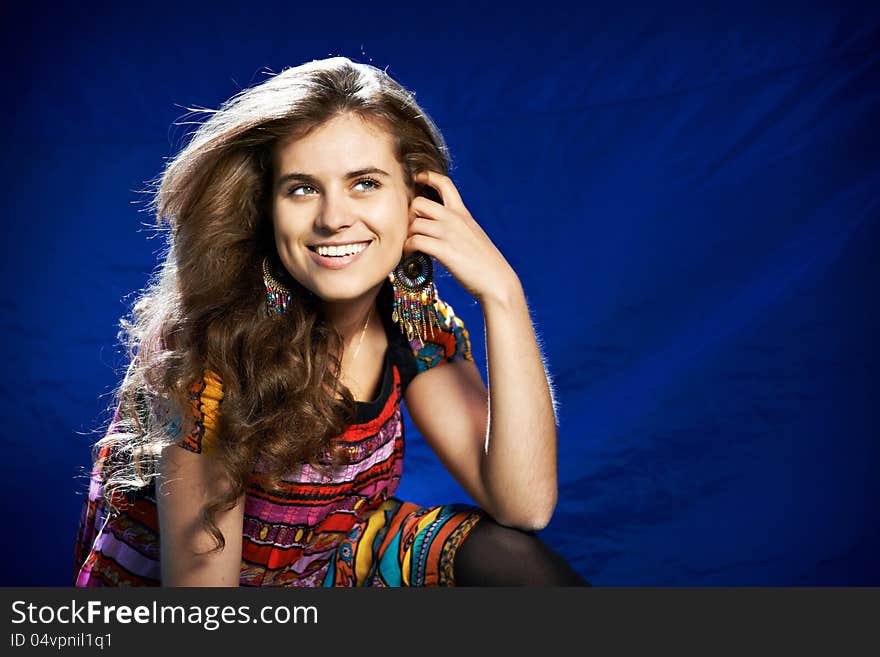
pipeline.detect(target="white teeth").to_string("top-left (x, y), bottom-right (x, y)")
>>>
top-left (315, 242), bottom-right (368, 257)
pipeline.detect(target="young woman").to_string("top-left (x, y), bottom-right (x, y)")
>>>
top-left (73, 56), bottom-right (588, 587)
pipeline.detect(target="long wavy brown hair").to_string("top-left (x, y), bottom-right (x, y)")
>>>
top-left (90, 56), bottom-right (451, 554)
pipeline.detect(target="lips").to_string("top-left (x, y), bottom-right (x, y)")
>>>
top-left (307, 241), bottom-right (372, 270)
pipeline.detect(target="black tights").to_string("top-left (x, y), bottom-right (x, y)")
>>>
top-left (453, 517), bottom-right (591, 586)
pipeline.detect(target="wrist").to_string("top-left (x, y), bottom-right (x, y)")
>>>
top-left (477, 270), bottom-right (524, 310)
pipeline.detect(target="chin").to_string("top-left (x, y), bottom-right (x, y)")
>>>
top-left (311, 279), bottom-right (376, 302)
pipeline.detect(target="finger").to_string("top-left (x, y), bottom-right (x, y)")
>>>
top-left (409, 216), bottom-right (444, 239)
top-left (404, 233), bottom-right (446, 260)
top-left (411, 195), bottom-right (455, 222)
top-left (414, 170), bottom-right (464, 211)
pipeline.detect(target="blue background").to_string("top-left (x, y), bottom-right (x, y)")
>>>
top-left (1, 1), bottom-right (877, 586)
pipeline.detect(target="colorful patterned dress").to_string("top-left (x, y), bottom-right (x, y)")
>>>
top-left (73, 280), bottom-right (486, 587)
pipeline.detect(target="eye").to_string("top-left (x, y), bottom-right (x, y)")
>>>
top-left (287, 184), bottom-right (316, 197)
top-left (354, 177), bottom-right (381, 192)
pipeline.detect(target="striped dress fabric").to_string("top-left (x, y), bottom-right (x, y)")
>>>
top-left (73, 282), bottom-right (485, 587)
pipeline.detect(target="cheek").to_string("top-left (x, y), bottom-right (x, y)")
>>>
top-left (372, 195), bottom-right (409, 238)
top-left (272, 207), bottom-right (306, 240)
top-left (390, 211), bottom-right (411, 244)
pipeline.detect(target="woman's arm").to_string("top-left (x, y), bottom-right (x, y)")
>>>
top-left (403, 170), bottom-right (559, 532)
top-left (405, 272), bottom-right (558, 532)
top-left (479, 274), bottom-right (558, 529)
top-left (156, 444), bottom-right (245, 586)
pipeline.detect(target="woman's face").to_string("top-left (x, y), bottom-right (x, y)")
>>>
top-left (271, 112), bottom-right (412, 304)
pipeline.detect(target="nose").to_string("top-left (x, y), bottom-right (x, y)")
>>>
top-left (314, 186), bottom-right (355, 233)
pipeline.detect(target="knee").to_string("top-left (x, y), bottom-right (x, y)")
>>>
top-left (455, 516), bottom-right (591, 586)
top-left (463, 518), bottom-right (543, 556)
top-left (459, 516), bottom-right (552, 563)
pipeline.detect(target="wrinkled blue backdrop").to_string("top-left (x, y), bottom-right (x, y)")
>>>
top-left (1, 1), bottom-right (877, 585)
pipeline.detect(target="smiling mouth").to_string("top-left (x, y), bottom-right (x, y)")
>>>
top-left (307, 241), bottom-right (372, 269)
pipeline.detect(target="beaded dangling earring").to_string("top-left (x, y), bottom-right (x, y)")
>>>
top-left (262, 256), bottom-right (292, 315)
top-left (388, 251), bottom-right (442, 347)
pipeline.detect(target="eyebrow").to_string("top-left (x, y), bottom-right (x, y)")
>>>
top-left (276, 167), bottom-right (391, 188)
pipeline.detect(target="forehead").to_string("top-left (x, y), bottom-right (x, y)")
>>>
top-left (274, 113), bottom-right (398, 172)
